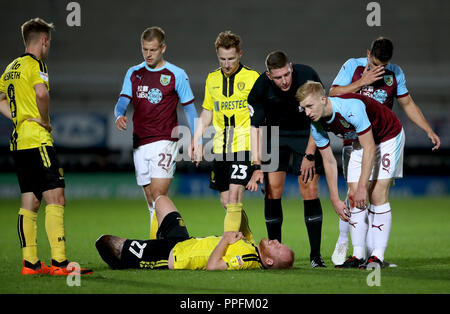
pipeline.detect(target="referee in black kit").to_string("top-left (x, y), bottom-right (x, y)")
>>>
top-left (246, 51), bottom-right (326, 268)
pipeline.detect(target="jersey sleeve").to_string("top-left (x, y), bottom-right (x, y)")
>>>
top-left (0, 71), bottom-right (5, 94)
top-left (344, 99), bottom-right (372, 135)
top-left (248, 76), bottom-right (265, 127)
top-left (331, 58), bottom-right (357, 87)
top-left (29, 61), bottom-right (49, 90)
top-left (175, 69), bottom-right (195, 105)
top-left (310, 122), bottom-right (330, 149)
top-left (201, 75), bottom-right (214, 111)
top-left (392, 65), bottom-right (409, 98)
top-left (222, 241), bottom-right (263, 270)
top-left (119, 67), bottom-right (134, 99)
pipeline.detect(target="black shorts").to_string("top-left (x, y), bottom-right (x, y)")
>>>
top-left (120, 212), bottom-right (190, 270)
top-left (209, 151), bottom-right (254, 192)
top-left (11, 146), bottom-right (65, 200)
top-left (264, 135), bottom-right (324, 176)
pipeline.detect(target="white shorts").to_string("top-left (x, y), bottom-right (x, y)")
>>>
top-left (133, 140), bottom-right (178, 186)
top-left (347, 129), bottom-right (405, 183)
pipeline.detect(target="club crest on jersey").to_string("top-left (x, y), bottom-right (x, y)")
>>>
top-left (384, 75), bottom-right (393, 86)
top-left (237, 81), bottom-right (245, 91)
top-left (339, 119), bottom-right (351, 129)
top-left (148, 88), bottom-right (163, 104)
top-left (230, 255), bottom-right (244, 267)
top-left (160, 74), bottom-right (171, 86)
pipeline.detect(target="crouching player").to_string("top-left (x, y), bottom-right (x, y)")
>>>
top-left (95, 195), bottom-right (294, 270)
top-left (296, 81), bottom-right (405, 268)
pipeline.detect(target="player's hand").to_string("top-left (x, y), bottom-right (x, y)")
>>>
top-left (222, 231), bottom-right (245, 245)
top-left (349, 186), bottom-right (367, 210)
top-left (300, 158), bottom-right (315, 183)
top-left (27, 118), bottom-right (52, 132)
top-left (115, 116), bottom-right (128, 131)
top-left (246, 170), bottom-right (263, 192)
top-left (188, 141), bottom-right (195, 161)
top-left (331, 198), bottom-right (350, 222)
top-left (428, 131), bottom-right (441, 151)
top-left (361, 62), bottom-right (385, 86)
top-left (189, 142), bottom-right (203, 166)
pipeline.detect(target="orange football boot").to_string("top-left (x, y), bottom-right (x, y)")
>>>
top-left (49, 260), bottom-right (93, 275)
top-left (21, 260), bottom-right (51, 275)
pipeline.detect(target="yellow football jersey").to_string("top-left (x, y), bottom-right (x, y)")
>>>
top-left (172, 236), bottom-right (263, 270)
top-left (202, 64), bottom-right (259, 154)
top-left (0, 53), bottom-right (53, 151)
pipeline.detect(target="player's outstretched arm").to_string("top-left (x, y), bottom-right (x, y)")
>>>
top-left (206, 232), bottom-right (244, 271)
top-left (0, 92), bottom-right (12, 120)
top-left (397, 95), bottom-right (440, 150)
top-left (320, 146), bottom-right (350, 221)
top-left (114, 96), bottom-right (131, 131)
top-left (189, 109), bottom-right (212, 166)
top-left (352, 130), bottom-right (375, 210)
top-left (300, 133), bottom-right (317, 183)
top-left (247, 126), bottom-right (263, 192)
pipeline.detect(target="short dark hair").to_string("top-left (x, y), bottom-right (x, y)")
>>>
top-left (141, 26), bottom-right (165, 45)
top-left (215, 31), bottom-right (241, 52)
top-left (265, 51), bottom-right (289, 71)
top-left (21, 17), bottom-right (54, 46)
top-left (370, 37), bottom-right (393, 62)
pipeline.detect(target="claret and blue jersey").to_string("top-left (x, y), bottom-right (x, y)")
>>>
top-left (311, 93), bottom-right (403, 149)
top-left (331, 57), bottom-right (409, 109)
top-left (117, 61), bottom-right (195, 147)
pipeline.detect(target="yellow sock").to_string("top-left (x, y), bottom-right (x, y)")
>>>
top-left (240, 209), bottom-right (255, 244)
top-left (224, 203), bottom-right (242, 232)
top-left (150, 210), bottom-right (158, 239)
top-left (45, 204), bottom-right (66, 263)
top-left (18, 208), bottom-right (39, 264)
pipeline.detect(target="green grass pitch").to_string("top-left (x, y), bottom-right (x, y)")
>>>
top-left (0, 196), bottom-right (449, 294)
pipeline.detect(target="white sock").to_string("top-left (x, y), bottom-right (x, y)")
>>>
top-left (338, 218), bottom-right (350, 244)
top-left (349, 207), bottom-right (368, 260)
top-left (336, 197), bottom-right (351, 244)
top-left (366, 204), bottom-right (375, 256)
top-left (369, 203), bottom-right (392, 262)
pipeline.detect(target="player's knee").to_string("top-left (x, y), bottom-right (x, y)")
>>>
top-left (220, 193), bottom-right (228, 210)
top-left (151, 190), bottom-right (168, 203)
top-left (299, 183), bottom-right (318, 200)
top-left (220, 199), bottom-right (227, 210)
top-left (265, 185), bottom-right (283, 199)
top-left (43, 188), bottom-right (66, 206)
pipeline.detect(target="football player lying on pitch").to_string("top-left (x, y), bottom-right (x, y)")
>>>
top-left (95, 195), bottom-right (294, 270)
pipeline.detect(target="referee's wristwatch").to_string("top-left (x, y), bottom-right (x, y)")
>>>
top-left (304, 154), bottom-right (315, 161)
top-left (253, 164), bottom-right (262, 171)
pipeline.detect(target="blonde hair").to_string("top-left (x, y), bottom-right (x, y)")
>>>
top-left (21, 17), bottom-right (54, 46)
top-left (295, 81), bottom-right (325, 103)
top-left (215, 31), bottom-right (241, 52)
